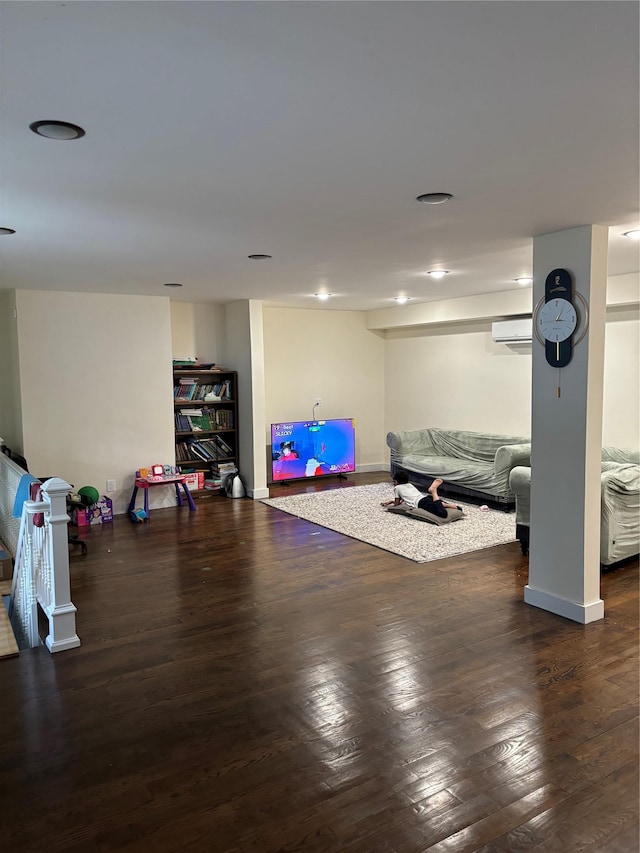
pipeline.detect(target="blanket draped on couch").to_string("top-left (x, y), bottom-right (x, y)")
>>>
top-left (387, 427), bottom-right (530, 507)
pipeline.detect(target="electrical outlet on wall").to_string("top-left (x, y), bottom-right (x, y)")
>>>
top-left (106, 479), bottom-right (116, 492)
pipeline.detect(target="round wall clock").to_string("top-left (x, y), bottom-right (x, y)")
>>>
top-left (533, 268), bottom-right (589, 368)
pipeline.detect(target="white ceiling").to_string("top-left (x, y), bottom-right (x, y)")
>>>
top-left (1, 1), bottom-right (638, 311)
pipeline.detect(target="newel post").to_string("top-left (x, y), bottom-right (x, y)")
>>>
top-left (40, 478), bottom-right (81, 652)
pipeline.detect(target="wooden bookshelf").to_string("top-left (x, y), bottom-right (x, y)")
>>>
top-left (173, 368), bottom-right (238, 495)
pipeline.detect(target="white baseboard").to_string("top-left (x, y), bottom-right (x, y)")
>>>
top-left (357, 463), bottom-right (389, 473)
top-left (524, 585), bottom-right (604, 624)
top-left (250, 487), bottom-right (270, 500)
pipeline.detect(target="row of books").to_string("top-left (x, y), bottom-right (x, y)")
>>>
top-left (175, 408), bottom-right (234, 432)
top-left (174, 380), bottom-right (232, 401)
top-left (176, 435), bottom-right (235, 463)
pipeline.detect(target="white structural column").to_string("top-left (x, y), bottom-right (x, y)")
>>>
top-left (525, 225), bottom-right (608, 623)
top-left (224, 300), bottom-right (269, 500)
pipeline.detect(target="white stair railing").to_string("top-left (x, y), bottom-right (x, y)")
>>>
top-left (38, 478), bottom-right (81, 652)
top-left (0, 451), bottom-right (24, 555)
top-left (2, 466), bottom-right (81, 652)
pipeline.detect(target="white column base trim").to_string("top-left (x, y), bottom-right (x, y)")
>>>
top-left (46, 634), bottom-right (81, 653)
top-left (524, 585), bottom-right (604, 624)
top-left (44, 602), bottom-right (80, 652)
top-left (250, 487), bottom-right (271, 500)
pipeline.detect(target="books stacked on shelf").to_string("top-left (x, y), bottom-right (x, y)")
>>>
top-left (173, 381), bottom-right (232, 402)
top-left (176, 436), bottom-right (235, 463)
top-left (174, 378), bottom-right (198, 401)
top-left (175, 409), bottom-right (216, 432)
top-left (212, 461), bottom-right (238, 479)
top-left (215, 409), bottom-right (234, 428)
top-left (174, 409), bottom-right (235, 433)
top-left (172, 359), bottom-right (223, 370)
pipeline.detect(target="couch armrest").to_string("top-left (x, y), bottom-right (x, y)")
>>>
top-left (386, 429), bottom-right (435, 456)
top-left (509, 466), bottom-right (532, 526)
top-left (494, 443), bottom-right (532, 483)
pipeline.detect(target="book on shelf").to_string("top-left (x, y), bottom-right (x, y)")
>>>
top-left (174, 379), bottom-right (198, 401)
top-left (214, 409), bottom-right (234, 428)
top-left (212, 435), bottom-right (234, 455)
top-left (186, 412), bottom-right (214, 432)
top-left (187, 442), bottom-right (211, 462)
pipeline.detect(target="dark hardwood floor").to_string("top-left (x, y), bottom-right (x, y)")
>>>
top-left (1, 472), bottom-right (637, 852)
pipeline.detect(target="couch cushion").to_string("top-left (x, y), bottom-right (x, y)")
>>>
top-left (387, 504), bottom-right (465, 525)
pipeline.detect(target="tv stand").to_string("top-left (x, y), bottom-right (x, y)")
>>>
top-left (337, 473), bottom-right (348, 480)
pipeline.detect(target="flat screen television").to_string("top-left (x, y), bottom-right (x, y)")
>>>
top-left (271, 418), bottom-right (356, 482)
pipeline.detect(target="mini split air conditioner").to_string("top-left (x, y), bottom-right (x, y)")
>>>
top-left (491, 317), bottom-right (532, 345)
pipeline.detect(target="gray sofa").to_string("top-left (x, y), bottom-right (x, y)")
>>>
top-left (509, 447), bottom-right (640, 566)
top-left (386, 427), bottom-right (530, 508)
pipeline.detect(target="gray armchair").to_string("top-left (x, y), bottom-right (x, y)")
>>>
top-left (509, 455), bottom-right (640, 566)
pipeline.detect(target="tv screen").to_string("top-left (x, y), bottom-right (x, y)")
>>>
top-left (271, 418), bottom-right (356, 482)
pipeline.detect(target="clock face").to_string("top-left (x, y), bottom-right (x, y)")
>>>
top-left (537, 298), bottom-right (577, 342)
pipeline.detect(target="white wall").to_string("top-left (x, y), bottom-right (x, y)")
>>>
top-left (380, 272), bottom-right (640, 450)
top-left (0, 290), bottom-right (23, 452)
top-left (263, 307), bottom-right (386, 473)
top-left (170, 301), bottom-right (227, 364)
top-left (385, 320), bottom-right (532, 438)
top-left (603, 307), bottom-right (640, 448)
top-left (383, 307), bottom-right (639, 450)
top-left (16, 290), bottom-right (176, 514)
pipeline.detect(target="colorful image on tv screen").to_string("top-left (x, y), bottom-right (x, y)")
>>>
top-left (271, 419), bottom-right (355, 482)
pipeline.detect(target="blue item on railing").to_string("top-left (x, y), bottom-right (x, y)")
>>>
top-left (12, 473), bottom-right (38, 517)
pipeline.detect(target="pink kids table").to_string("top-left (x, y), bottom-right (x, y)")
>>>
top-left (127, 475), bottom-right (197, 519)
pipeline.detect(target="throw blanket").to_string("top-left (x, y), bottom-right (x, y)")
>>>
top-left (428, 428), bottom-right (529, 463)
top-left (12, 473), bottom-right (38, 517)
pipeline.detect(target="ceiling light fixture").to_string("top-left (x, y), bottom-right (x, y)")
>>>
top-left (416, 193), bottom-right (453, 205)
top-left (394, 296), bottom-right (410, 304)
top-left (623, 229), bottom-right (640, 240)
top-left (248, 254), bottom-right (272, 260)
top-left (163, 283), bottom-right (183, 288)
top-left (515, 277), bottom-right (533, 285)
top-left (315, 293), bottom-right (332, 300)
top-left (29, 120), bottom-right (86, 140)
top-left (426, 270), bottom-right (449, 279)
top-left (0, 228), bottom-right (16, 235)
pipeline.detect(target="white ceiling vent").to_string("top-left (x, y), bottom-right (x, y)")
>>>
top-left (491, 318), bottom-right (532, 345)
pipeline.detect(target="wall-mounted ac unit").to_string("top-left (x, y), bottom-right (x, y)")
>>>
top-left (491, 317), bottom-right (532, 344)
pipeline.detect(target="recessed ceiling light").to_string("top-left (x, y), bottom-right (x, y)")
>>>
top-left (515, 277), bottom-right (533, 285)
top-left (163, 283), bottom-right (183, 288)
top-left (416, 193), bottom-right (453, 205)
top-left (0, 228), bottom-right (16, 235)
top-left (248, 254), bottom-right (272, 260)
top-left (394, 296), bottom-right (410, 304)
top-left (623, 229), bottom-right (640, 240)
top-left (426, 270), bottom-right (449, 279)
top-left (29, 120), bottom-right (86, 140)
top-left (314, 293), bottom-right (332, 300)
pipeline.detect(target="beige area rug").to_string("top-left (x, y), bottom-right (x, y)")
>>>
top-left (262, 482), bottom-right (516, 563)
